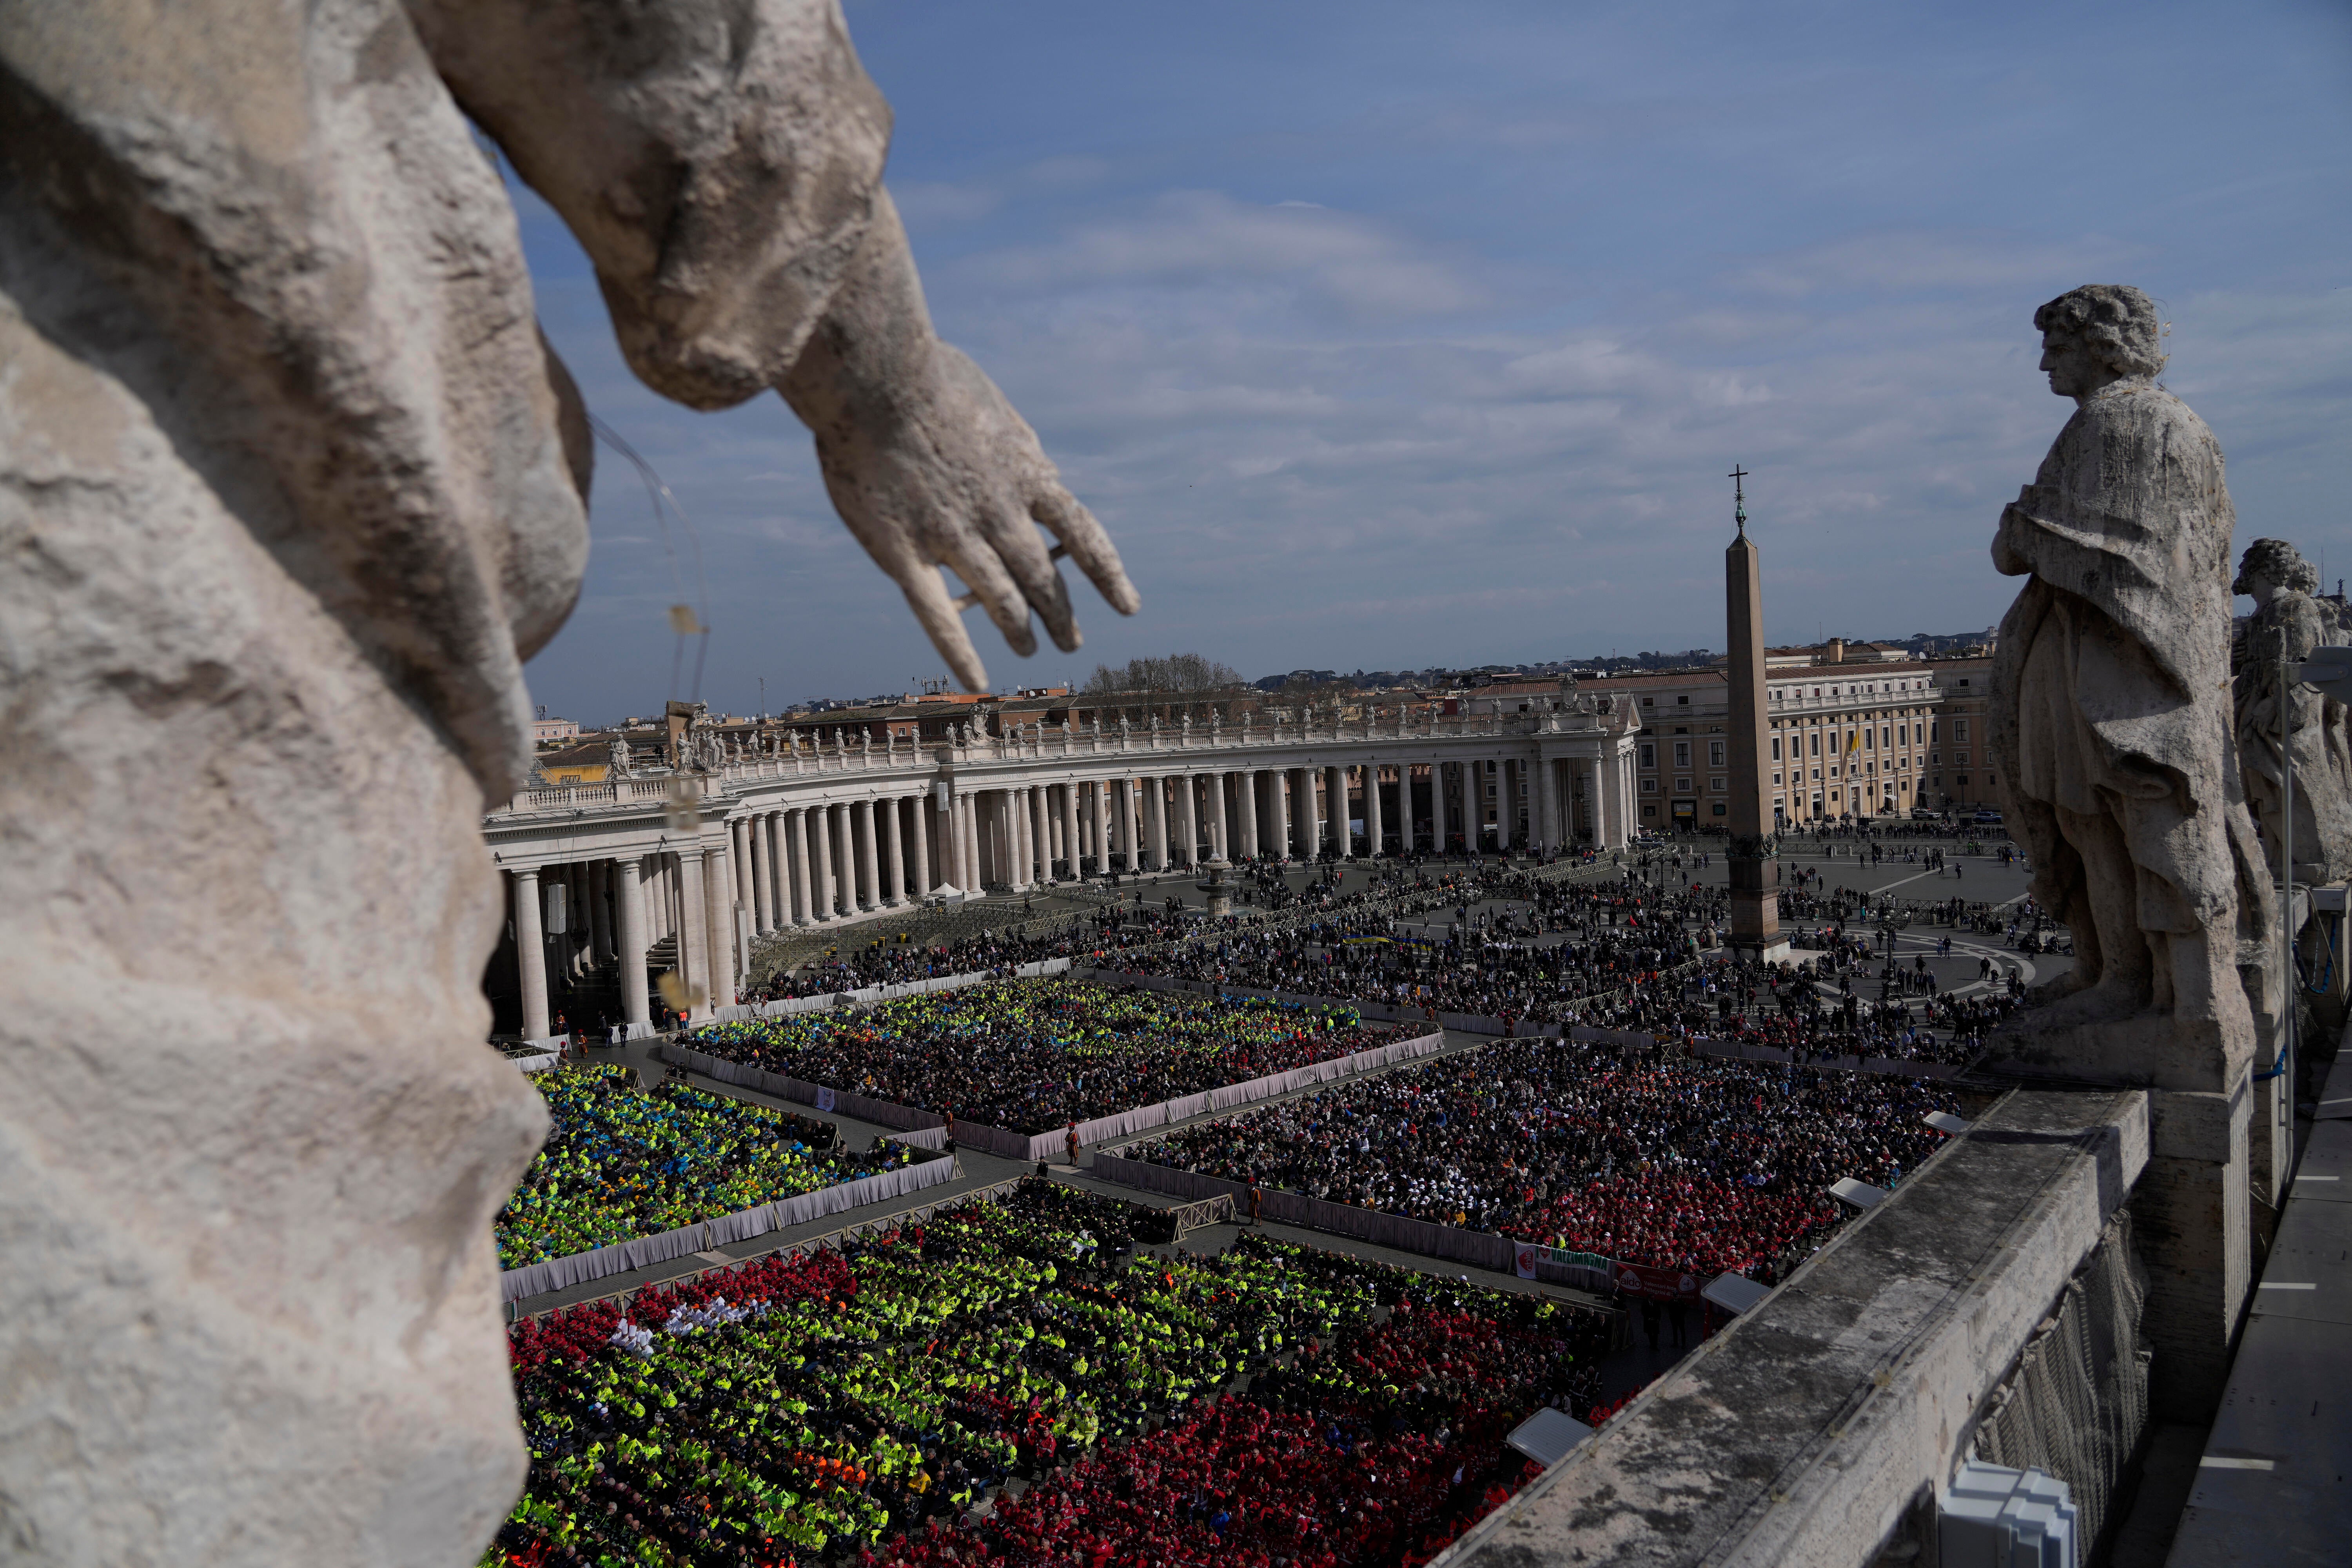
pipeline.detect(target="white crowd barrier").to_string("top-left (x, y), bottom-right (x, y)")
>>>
top-left (497, 1152), bottom-right (960, 1304)
top-left (953, 1029), bottom-right (1450, 1163)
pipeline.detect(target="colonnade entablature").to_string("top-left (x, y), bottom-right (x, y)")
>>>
top-left (480, 708), bottom-right (1642, 1032)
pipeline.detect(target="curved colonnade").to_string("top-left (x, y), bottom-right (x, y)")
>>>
top-left (482, 708), bottom-right (1641, 1036)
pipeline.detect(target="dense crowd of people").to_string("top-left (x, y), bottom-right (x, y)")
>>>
top-left (483, 1183), bottom-right (1612, 1568)
top-left (495, 1065), bottom-right (920, 1269)
top-left (693, 980), bottom-right (1412, 1134)
top-left (1131, 1036), bottom-right (1961, 1279)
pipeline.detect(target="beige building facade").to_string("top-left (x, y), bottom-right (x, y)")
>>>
top-left (1586, 653), bottom-right (1998, 828)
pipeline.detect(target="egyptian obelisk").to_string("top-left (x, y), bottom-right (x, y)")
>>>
top-left (1724, 467), bottom-right (1786, 960)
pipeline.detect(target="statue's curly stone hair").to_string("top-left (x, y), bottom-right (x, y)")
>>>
top-left (2234, 537), bottom-right (2319, 596)
top-left (2033, 284), bottom-right (2167, 380)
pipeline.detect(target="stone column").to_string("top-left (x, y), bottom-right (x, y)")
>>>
top-left (1030, 784), bottom-right (1050, 884)
top-left (1204, 772), bottom-right (1226, 862)
top-left (905, 792), bottom-right (927, 897)
top-left (1121, 778), bottom-right (1141, 873)
top-left (589, 858), bottom-right (615, 963)
top-left (1270, 769), bottom-right (1290, 861)
top-left (836, 802), bottom-right (859, 913)
top-left (751, 817), bottom-right (776, 935)
top-left (856, 798), bottom-right (879, 909)
top-left (1329, 763), bottom-right (1348, 858)
top-left (788, 809), bottom-right (812, 924)
top-left (702, 844), bottom-right (735, 1010)
top-left (810, 805), bottom-right (835, 921)
top-left (1237, 769), bottom-right (1259, 858)
top-left (765, 812), bottom-right (786, 928)
top-left (677, 848), bottom-right (710, 1019)
top-left (513, 869), bottom-right (549, 1040)
top-left (1538, 757), bottom-right (1559, 855)
top-left (1146, 777), bottom-right (1167, 869)
top-left (1174, 773), bottom-right (1196, 866)
top-left (963, 792), bottom-right (982, 893)
top-left (1363, 760), bottom-right (1383, 858)
top-left (733, 819), bottom-right (756, 916)
top-left (1060, 781), bottom-right (1079, 878)
top-left (616, 856), bottom-right (650, 1029)
top-left (883, 796), bottom-right (905, 906)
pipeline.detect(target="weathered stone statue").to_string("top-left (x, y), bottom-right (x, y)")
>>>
top-left (0, 0), bottom-right (1134, 1561)
top-left (2232, 537), bottom-right (2352, 884)
top-left (1989, 283), bottom-right (2265, 1051)
top-left (610, 735), bottom-right (633, 778)
top-left (1986, 283), bottom-right (2265, 1416)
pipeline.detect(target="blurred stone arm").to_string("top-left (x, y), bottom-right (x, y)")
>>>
top-left (405, 0), bottom-right (1136, 691)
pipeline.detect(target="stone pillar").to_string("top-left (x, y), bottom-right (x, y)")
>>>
top-left (1237, 769), bottom-right (1259, 858)
top-left (615, 856), bottom-right (649, 1029)
top-left (589, 858), bottom-right (615, 963)
top-left (1122, 778), bottom-right (1141, 873)
top-left (836, 802), bottom-right (859, 912)
top-left (1208, 772), bottom-right (1230, 863)
top-left (1175, 773), bottom-right (1197, 866)
top-left (1329, 763), bottom-right (1348, 858)
top-left (1365, 759), bottom-right (1383, 858)
top-left (789, 808), bottom-right (813, 924)
top-left (810, 805), bottom-right (835, 922)
top-left (751, 817), bottom-right (776, 935)
top-left (677, 847), bottom-right (710, 1020)
top-left (513, 868), bottom-right (549, 1040)
top-left (1031, 784), bottom-right (1050, 884)
top-left (1538, 757), bottom-right (1559, 855)
top-left (911, 792), bottom-right (933, 897)
top-left (1144, 776), bottom-right (1165, 869)
top-left (963, 792), bottom-right (983, 893)
top-left (702, 844), bottom-right (735, 1011)
top-left (883, 796), bottom-right (905, 906)
top-left (733, 819), bottom-right (756, 918)
top-left (1061, 781), bottom-right (1080, 878)
top-left (856, 798), bottom-right (879, 909)
top-left (1269, 770), bottom-right (1289, 861)
top-left (765, 812), bottom-right (786, 928)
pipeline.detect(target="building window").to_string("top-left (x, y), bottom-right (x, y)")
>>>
top-left (1643, 802), bottom-right (1657, 817)
top-left (1956, 751), bottom-right (1971, 766)
top-left (1953, 718), bottom-right (1970, 742)
top-left (1809, 733), bottom-right (1821, 757)
top-left (1771, 738), bottom-right (1782, 760)
top-left (1677, 695), bottom-right (1690, 705)
top-left (1642, 697), bottom-right (1654, 706)
top-left (1710, 777), bottom-right (1727, 793)
top-left (1640, 743), bottom-right (1656, 768)
top-left (1641, 778), bottom-right (1657, 793)
top-left (1773, 771), bottom-right (1783, 786)
top-left (1881, 725), bottom-right (1891, 749)
top-left (1673, 740), bottom-right (1691, 769)
top-left (1930, 751), bottom-right (1940, 766)
top-left (1811, 768), bottom-right (1821, 781)
top-left (1674, 777), bottom-right (1693, 793)
top-left (1956, 773), bottom-right (1971, 786)
top-left (1897, 722), bottom-right (1908, 744)
top-left (1712, 802), bottom-right (1728, 816)
top-left (1709, 740), bottom-right (1726, 767)
top-left (1929, 720), bottom-right (1940, 742)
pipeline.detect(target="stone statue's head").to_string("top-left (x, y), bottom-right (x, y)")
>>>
top-left (2233, 537), bottom-right (2319, 599)
top-left (2034, 284), bottom-right (2165, 396)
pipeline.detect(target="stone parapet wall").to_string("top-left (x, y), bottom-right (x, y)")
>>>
top-left (1444, 1087), bottom-right (2151, 1568)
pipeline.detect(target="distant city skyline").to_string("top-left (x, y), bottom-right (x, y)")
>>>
top-left (513, 0), bottom-right (2350, 728)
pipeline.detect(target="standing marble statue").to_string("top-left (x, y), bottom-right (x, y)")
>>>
top-left (2232, 538), bottom-right (2352, 884)
top-left (1989, 283), bottom-right (2266, 1052)
top-left (0, 2), bottom-right (1135, 1563)
top-left (1986, 282), bottom-right (2267, 1417)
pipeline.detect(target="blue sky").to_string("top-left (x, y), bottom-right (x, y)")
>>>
top-left (514, 0), bottom-right (2352, 723)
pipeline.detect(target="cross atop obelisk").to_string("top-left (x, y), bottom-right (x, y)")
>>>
top-left (1730, 465), bottom-right (1749, 536)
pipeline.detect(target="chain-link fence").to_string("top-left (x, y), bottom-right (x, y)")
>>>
top-left (1969, 1207), bottom-right (2151, 1558)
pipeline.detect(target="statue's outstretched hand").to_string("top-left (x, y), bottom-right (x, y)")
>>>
top-left (783, 190), bottom-right (1137, 692)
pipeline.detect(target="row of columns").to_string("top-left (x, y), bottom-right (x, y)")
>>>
top-left (508, 843), bottom-right (736, 1040)
top-left (502, 748), bottom-right (1637, 1039)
